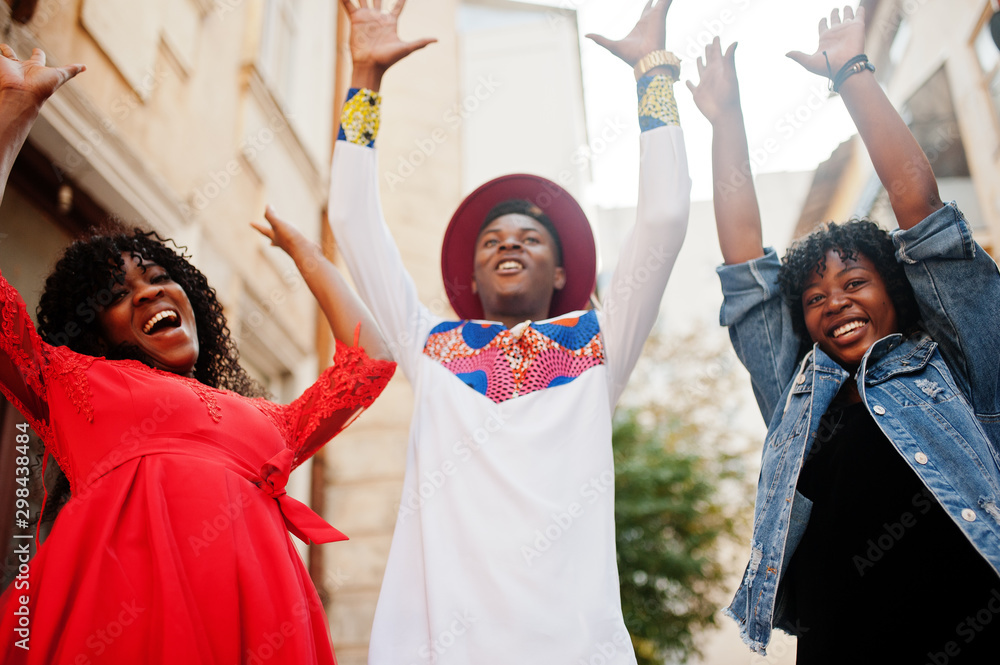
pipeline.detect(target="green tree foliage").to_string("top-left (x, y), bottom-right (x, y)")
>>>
top-left (614, 332), bottom-right (754, 664)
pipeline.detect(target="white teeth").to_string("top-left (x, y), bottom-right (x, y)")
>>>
top-left (143, 310), bottom-right (178, 334)
top-left (497, 260), bottom-right (523, 270)
top-left (832, 320), bottom-right (866, 338)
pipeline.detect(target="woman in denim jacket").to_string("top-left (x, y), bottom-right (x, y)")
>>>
top-left (689, 7), bottom-right (1000, 662)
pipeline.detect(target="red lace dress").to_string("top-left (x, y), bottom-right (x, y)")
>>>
top-left (0, 271), bottom-right (395, 664)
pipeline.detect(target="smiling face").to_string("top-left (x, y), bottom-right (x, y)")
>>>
top-left (97, 253), bottom-right (199, 376)
top-left (471, 213), bottom-right (566, 326)
top-left (801, 249), bottom-right (899, 370)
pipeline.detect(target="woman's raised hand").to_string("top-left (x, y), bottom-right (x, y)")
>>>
top-left (251, 205), bottom-right (311, 257)
top-left (339, 0), bottom-right (436, 89)
top-left (0, 45), bottom-right (84, 107)
top-left (586, 0), bottom-right (672, 66)
top-left (251, 203), bottom-right (392, 360)
top-left (787, 5), bottom-right (867, 77)
top-left (686, 37), bottom-right (740, 125)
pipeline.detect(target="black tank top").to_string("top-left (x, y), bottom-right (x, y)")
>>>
top-left (786, 401), bottom-right (1000, 663)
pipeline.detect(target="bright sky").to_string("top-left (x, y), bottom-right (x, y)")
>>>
top-left (524, 0), bottom-right (861, 203)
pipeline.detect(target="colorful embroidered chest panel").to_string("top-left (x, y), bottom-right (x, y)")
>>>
top-left (422, 310), bottom-right (605, 403)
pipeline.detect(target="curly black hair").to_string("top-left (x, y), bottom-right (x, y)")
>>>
top-left (34, 228), bottom-right (265, 525)
top-left (777, 219), bottom-right (921, 351)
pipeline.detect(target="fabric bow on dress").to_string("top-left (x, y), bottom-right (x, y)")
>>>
top-left (253, 447), bottom-right (348, 544)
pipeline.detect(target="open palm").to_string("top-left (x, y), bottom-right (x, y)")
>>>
top-left (586, 0), bottom-right (673, 67)
top-left (687, 38), bottom-right (740, 125)
top-left (339, 0), bottom-right (435, 72)
top-left (787, 6), bottom-right (866, 76)
top-left (0, 45), bottom-right (84, 104)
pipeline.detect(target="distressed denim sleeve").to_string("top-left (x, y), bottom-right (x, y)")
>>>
top-left (717, 250), bottom-right (803, 423)
top-left (894, 202), bottom-right (1000, 411)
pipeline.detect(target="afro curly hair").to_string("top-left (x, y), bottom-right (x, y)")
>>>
top-left (777, 219), bottom-right (921, 353)
top-left (34, 228), bottom-right (265, 525)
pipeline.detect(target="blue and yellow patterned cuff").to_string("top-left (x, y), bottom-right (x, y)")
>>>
top-left (638, 74), bottom-right (679, 132)
top-left (337, 88), bottom-right (381, 147)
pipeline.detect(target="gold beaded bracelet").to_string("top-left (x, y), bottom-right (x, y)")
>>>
top-left (633, 50), bottom-right (680, 81)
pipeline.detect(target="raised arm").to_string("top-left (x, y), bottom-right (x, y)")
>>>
top-left (689, 40), bottom-right (802, 420)
top-left (586, 0), bottom-right (676, 76)
top-left (587, 0), bottom-right (693, 403)
top-left (328, 0), bottom-right (438, 377)
top-left (0, 47), bottom-right (83, 436)
top-left (0, 45), bottom-right (83, 202)
top-left (788, 6), bottom-right (942, 230)
top-left (688, 38), bottom-right (763, 265)
top-left (251, 206), bottom-right (391, 360)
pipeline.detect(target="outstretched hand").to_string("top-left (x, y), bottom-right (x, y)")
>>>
top-left (787, 5), bottom-right (866, 77)
top-left (251, 205), bottom-right (311, 257)
top-left (251, 203), bottom-right (393, 360)
top-left (339, 0), bottom-right (436, 88)
top-left (0, 45), bottom-right (85, 107)
top-left (586, 0), bottom-right (672, 67)
top-left (686, 38), bottom-right (740, 125)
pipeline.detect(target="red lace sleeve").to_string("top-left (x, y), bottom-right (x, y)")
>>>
top-left (0, 270), bottom-right (53, 441)
top-left (258, 340), bottom-right (395, 469)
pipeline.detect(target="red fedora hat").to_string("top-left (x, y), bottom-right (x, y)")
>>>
top-left (441, 174), bottom-right (596, 321)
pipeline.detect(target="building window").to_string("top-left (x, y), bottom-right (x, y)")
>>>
top-left (257, 0), bottom-right (302, 106)
top-left (974, 9), bottom-right (1000, 125)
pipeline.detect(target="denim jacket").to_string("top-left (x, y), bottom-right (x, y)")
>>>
top-left (717, 203), bottom-right (1000, 654)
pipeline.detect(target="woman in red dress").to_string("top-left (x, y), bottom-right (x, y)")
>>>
top-left (0, 47), bottom-right (394, 664)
